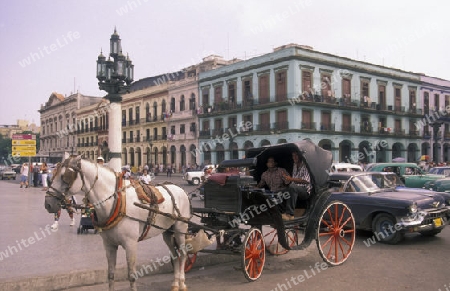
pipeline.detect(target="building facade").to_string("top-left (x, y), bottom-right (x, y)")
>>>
top-left (419, 76), bottom-right (450, 163)
top-left (38, 92), bottom-right (101, 163)
top-left (197, 44), bottom-right (423, 165)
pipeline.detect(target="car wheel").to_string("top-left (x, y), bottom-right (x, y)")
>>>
top-left (192, 178), bottom-right (200, 185)
top-left (372, 213), bottom-right (404, 244)
top-left (419, 229), bottom-right (441, 237)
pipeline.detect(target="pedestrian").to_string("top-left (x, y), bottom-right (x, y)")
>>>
top-left (32, 163), bottom-right (40, 187)
top-left (51, 196), bottom-right (76, 229)
top-left (139, 168), bottom-right (152, 184)
top-left (41, 162), bottom-right (49, 191)
top-left (19, 162), bottom-right (29, 188)
top-left (166, 165), bottom-right (172, 177)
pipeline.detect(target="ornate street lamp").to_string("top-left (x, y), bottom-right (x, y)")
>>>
top-left (96, 28), bottom-right (134, 172)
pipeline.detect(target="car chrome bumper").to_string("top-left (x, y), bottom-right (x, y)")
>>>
top-left (396, 209), bottom-right (449, 231)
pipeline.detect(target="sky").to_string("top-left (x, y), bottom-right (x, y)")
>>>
top-left (1, 0), bottom-right (449, 126)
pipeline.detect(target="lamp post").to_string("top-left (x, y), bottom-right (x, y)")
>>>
top-left (96, 28), bottom-right (134, 172)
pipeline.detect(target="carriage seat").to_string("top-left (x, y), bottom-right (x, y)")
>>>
top-left (130, 179), bottom-right (165, 205)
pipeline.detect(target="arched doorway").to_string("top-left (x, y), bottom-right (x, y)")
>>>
top-left (260, 139), bottom-right (271, 147)
top-left (407, 143), bottom-right (418, 162)
top-left (358, 141), bottom-right (371, 164)
top-left (180, 145), bottom-right (186, 167)
top-left (392, 143), bottom-right (403, 160)
top-left (230, 141), bottom-right (238, 159)
top-left (216, 144), bottom-right (225, 164)
top-left (129, 147), bottom-right (135, 166)
top-left (339, 140), bottom-right (352, 163)
top-left (170, 145), bottom-right (176, 167)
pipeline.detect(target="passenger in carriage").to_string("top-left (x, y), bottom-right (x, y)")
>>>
top-left (256, 156), bottom-right (290, 193)
top-left (282, 152), bottom-right (311, 221)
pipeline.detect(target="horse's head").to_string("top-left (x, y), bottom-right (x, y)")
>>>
top-left (45, 154), bottom-right (84, 213)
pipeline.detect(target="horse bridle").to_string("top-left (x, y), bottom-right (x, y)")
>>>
top-left (47, 158), bottom-right (100, 204)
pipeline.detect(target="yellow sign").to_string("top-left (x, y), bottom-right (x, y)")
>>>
top-left (12, 140), bottom-right (36, 145)
top-left (12, 150), bottom-right (37, 157)
top-left (12, 146), bottom-right (36, 151)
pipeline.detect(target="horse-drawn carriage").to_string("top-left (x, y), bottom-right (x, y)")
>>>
top-left (44, 140), bottom-right (355, 291)
top-left (181, 140), bottom-right (356, 280)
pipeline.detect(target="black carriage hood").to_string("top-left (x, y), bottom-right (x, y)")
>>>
top-left (246, 140), bottom-right (332, 188)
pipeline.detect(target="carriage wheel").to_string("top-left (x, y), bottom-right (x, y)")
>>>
top-left (241, 228), bottom-right (265, 281)
top-left (316, 201), bottom-right (355, 266)
top-left (264, 228), bottom-right (298, 255)
top-left (184, 252), bottom-right (197, 272)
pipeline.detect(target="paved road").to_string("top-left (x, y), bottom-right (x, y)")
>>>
top-left (1, 173), bottom-right (449, 291)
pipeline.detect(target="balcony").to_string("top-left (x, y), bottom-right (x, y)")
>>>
top-left (409, 130), bottom-right (419, 137)
top-left (301, 122), bottom-right (316, 130)
top-left (445, 132), bottom-right (450, 140)
top-left (393, 128), bottom-right (405, 136)
top-left (320, 123), bottom-right (335, 131)
top-left (423, 130), bottom-right (431, 139)
top-left (255, 124), bottom-right (271, 132)
top-left (212, 128), bottom-right (224, 136)
top-left (199, 130), bottom-right (211, 137)
top-left (360, 124), bottom-right (373, 134)
top-left (273, 121), bottom-right (289, 131)
top-left (341, 125), bottom-right (354, 133)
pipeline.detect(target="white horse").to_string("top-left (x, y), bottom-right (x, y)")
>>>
top-left (48, 155), bottom-right (191, 291)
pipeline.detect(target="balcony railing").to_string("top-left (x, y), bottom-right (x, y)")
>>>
top-left (272, 121), bottom-right (289, 131)
top-left (301, 122), bottom-right (316, 130)
top-left (320, 123), bottom-right (335, 131)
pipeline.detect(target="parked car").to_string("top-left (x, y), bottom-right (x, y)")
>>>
top-left (0, 166), bottom-right (17, 180)
top-left (330, 162), bottom-right (363, 173)
top-left (183, 164), bottom-right (215, 185)
top-left (366, 162), bottom-right (445, 188)
top-left (328, 172), bottom-right (450, 244)
top-left (428, 166), bottom-right (450, 176)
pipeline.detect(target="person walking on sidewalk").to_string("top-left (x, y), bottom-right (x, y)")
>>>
top-left (51, 196), bottom-right (76, 229)
top-left (32, 163), bottom-right (40, 187)
top-left (19, 162), bottom-right (29, 188)
top-left (41, 162), bottom-right (49, 191)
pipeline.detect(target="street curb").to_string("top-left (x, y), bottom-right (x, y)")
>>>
top-left (0, 253), bottom-right (239, 291)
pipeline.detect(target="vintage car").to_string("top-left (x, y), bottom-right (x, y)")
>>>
top-left (366, 162), bottom-right (445, 188)
top-left (0, 166), bottom-right (17, 180)
top-left (328, 172), bottom-right (449, 244)
top-left (428, 166), bottom-right (450, 176)
top-left (330, 162), bottom-right (363, 172)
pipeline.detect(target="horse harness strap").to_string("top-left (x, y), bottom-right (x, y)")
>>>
top-left (93, 174), bottom-right (127, 232)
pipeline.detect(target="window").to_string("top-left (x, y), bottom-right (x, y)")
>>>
top-left (409, 89), bottom-right (417, 112)
top-left (259, 112), bottom-right (270, 131)
top-left (171, 97), bottom-right (176, 112)
top-left (275, 70), bottom-right (287, 102)
top-left (321, 111), bottom-right (331, 131)
top-left (228, 116), bottom-right (237, 130)
top-left (170, 126), bottom-right (175, 135)
top-left (361, 80), bottom-right (370, 106)
top-left (180, 124), bottom-right (185, 134)
top-left (129, 131), bottom-right (133, 143)
top-left (243, 78), bottom-right (253, 106)
top-left (180, 95), bottom-right (185, 111)
top-left (434, 94), bottom-right (440, 110)
top-left (202, 88), bottom-right (209, 107)
top-left (394, 87), bottom-right (402, 111)
top-left (228, 83), bottom-right (236, 106)
top-left (135, 106), bottom-right (140, 123)
top-left (342, 79), bottom-right (351, 98)
top-left (243, 115), bottom-right (253, 132)
top-left (129, 108), bottom-right (133, 124)
top-left (378, 84), bottom-right (386, 110)
top-left (161, 99), bottom-right (167, 114)
top-left (276, 110), bottom-right (288, 130)
top-left (190, 122), bottom-right (196, 132)
top-left (301, 110), bottom-right (312, 129)
top-left (342, 114), bottom-right (351, 132)
top-left (259, 73), bottom-right (270, 104)
top-left (214, 86), bottom-right (222, 105)
top-left (321, 74), bottom-right (332, 99)
top-left (424, 92), bottom-right (429, 114)
top-left (302, 71), bottom-right (312, 98)
top-left (189, 93), bottom-right (196, 110)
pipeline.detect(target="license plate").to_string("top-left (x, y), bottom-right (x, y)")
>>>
top-left (434, 218), bottom-right (442, 227)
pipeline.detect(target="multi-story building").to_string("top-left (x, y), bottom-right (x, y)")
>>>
top-left (38, 92), bottom-right (101, 163)
top-left (166, 55), bottom-right (232, 171)
top-left (75, 99), bottom-right (109, 160)
top-left (418, 76), bottom-right (450, 162)
top-left (197, 44), bottom-right (423, 165)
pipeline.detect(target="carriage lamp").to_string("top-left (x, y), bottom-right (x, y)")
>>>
top-left (96, 28), bottom-right (134, 172)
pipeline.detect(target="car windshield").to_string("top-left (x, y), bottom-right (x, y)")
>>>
top-left (344, 173), bottom-right (402, 192)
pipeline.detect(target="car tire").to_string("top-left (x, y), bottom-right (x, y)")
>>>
top-left (372, 213), bottom-right (404, 244)
top-left (192, 178), bottom-right (200, 186)
top-left (419, 229), bottom-right (441, 237)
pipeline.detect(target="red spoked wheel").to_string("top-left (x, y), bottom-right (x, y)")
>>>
top-left (241, 228), bottom-right (265, 281)
top-left (184, 252), bottom-right (197, 272)
top-left (264, 228), bottom-right (298, 255)
top-left (316, 201), bottom-right (355, 266)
